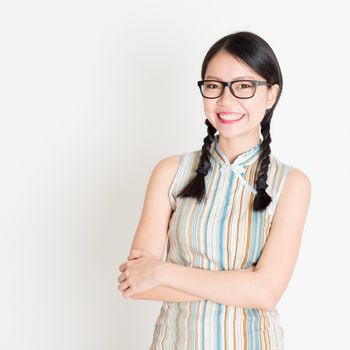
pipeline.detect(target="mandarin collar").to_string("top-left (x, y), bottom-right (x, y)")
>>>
top-left (210, 134), bottom-right (263, 175)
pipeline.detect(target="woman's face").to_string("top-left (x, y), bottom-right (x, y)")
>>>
top-left (202, 50), bottom-right (279, 140)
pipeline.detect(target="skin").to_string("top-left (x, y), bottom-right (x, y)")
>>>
top-left (203, 50), bottom-right (280, 163)
top-left (117, 51), bottom-right (312, 309)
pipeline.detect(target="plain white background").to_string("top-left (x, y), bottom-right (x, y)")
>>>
top-left (0, 0), bottom-right (349, 349)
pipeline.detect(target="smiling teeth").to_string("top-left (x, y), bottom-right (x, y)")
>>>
top-left (219, 113), bottom-right (244, 120)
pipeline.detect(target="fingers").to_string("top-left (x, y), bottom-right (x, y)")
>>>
top-left (118, 249), bottom-right (152, 296)
top-left (119, 256), bottom-right (139, 273)
top-left (119, 260), bottom-right (133, 272)
top-left (118, 280), bottom-right (129, 292)
top-left (118, 273), bottom-right (126, 283)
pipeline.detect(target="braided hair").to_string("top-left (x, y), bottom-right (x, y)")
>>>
top-left (177, 31), bottom-right (283, 212)
top-left (177, 119), bottom-right (216, 202)
top-left (253, 111), bottom-right (273, 211)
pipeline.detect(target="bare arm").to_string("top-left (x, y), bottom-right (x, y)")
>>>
top-left (156, 263), bottom-right (268, 309)
top-left (118, 151), bottom-right (258, 303)
top-left (118, 155), bottom-right (204, 302)
top-left (119, 251), bottom-right (255, 302)
top-left (143, 168), bottom-right (311, 310)
top-left (131, 285), bottom-right (205, 302)
top-left (132, 265), bottom-right (255, 302)
top-left (120, 249), bottom-right (205, 302)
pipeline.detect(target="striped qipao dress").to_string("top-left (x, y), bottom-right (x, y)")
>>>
top-left (149, 134), bottom-right (292, 350)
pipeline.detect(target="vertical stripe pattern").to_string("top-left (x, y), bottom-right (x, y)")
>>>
top-left (150, 134), bottom-right (291, 350)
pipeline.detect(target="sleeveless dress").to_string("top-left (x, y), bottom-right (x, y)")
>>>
top-left (149, 134), bottom-right (292, 350)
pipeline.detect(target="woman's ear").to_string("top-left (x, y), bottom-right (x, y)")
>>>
top-left (266, 83), bottom-right (280, 110)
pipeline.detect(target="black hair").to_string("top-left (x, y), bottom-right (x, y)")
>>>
top-left (177, 31), bottom-right (283, 212)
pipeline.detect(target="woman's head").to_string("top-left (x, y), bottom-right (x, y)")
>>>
top-left (202, 50), bottom-right (279, 140)
top-left (178, 31), bottom-right (283, 211)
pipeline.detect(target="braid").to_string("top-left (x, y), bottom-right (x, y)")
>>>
top-left (178, 118), bottom-right (217, 202)
top-left (253, 111), bottom-right (273, 211)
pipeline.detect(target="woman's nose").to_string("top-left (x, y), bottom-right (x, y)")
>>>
top-left (219, 85), bottom-right (239, 104)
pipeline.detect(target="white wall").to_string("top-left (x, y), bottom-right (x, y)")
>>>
top-left (0, 0), bottom-right (349, 349)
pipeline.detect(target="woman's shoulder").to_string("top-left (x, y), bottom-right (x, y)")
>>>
top-left (153, 154), bottom-right (182, 181)
top-left (159, 149), bottom-right (201, 170)
top-left (153, 150), bottom-right (199, 210)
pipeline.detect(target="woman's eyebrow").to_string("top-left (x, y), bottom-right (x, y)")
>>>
top-left (205, 75), bottom-right (256, 80)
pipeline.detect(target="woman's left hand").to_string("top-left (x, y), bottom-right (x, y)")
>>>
top-left (117, 249), bottom-right (163, 299)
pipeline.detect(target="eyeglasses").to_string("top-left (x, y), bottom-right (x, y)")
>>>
top-left (197, 79), bottom-right (272, 99)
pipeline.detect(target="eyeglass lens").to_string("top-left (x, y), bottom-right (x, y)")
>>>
top-left (201, 80), bottom-right (255, 98)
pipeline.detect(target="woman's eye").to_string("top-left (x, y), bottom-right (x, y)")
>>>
top-left (208, 84), bottom-right (219, 89)
top-left (238, 83), bottom-right (252, 89)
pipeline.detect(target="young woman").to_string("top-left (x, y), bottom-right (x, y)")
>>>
top-left (118, 31), bottom-right (311, 349)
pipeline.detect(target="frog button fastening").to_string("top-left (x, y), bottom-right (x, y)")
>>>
top-left (231, 164), bottom-right (246, 175)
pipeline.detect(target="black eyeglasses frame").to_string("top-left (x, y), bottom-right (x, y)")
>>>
top-left (197, 79), bottom-right (272, 99)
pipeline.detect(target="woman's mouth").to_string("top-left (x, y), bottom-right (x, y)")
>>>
top-left (217, 113), bottom-right (245, 124)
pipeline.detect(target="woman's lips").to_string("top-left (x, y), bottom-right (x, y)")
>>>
top-left (217, 113), bottom-right (245, 124)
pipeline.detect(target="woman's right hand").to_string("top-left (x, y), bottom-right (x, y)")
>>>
top-left (119, 248), bottom-right (158, 273)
